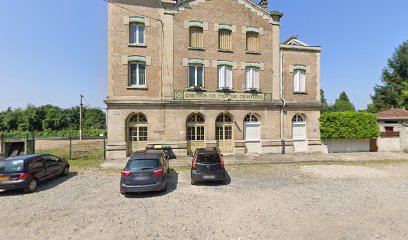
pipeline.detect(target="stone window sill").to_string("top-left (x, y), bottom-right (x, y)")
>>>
top-left (216, 88), bottom-right (235, 92)
top-left (188, 47), bottom-right (205, 51)
top-left (245, 51), bottom-right (261, 55)
top-left (218, 49), bottom-right (234, 53)
top-left (293, 92), bottom-right (308, 95)
top-left (244, 89), bottom-right (262, 93)
top-left (187, 87), bottom-right (206, 92)
top-left (127, 86), bottom-right (148, 90)
top-left (128, 43), bottom-right (147, 48)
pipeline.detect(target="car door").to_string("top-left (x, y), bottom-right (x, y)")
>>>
top-left (42, 155), bottom-right (60, 178)
top-left (28, 157), bottom-right (48, 181)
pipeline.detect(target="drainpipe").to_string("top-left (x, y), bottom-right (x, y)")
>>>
top-left (280, 50), bottom-right (286, 154)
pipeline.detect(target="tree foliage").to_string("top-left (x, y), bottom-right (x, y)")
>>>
top-left (329, 91), bottom-right (355, 112)
top-left (0, 104), bottom-right (105, 135)
top-left (320, 89), bottom-right (330, 113)
top-left (320, 112), bottom-right (379, 140)
top-left (370, 40), bottom-right (408, 112)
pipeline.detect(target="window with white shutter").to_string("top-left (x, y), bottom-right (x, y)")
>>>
top-left (218, 65), bottom-right (233, 90)
top-left (294, 69), bottom-right (306, 93)
top-left (246, 67), bottom-right (260, 90)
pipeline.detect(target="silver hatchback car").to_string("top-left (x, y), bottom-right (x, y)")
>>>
top-left (120, 150), bottom-right (169, 194)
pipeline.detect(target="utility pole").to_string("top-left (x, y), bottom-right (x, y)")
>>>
top-left (80, 94), bottom-right (83, 141)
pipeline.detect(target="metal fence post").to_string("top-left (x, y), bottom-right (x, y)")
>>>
top-left (103, 133), bottom-right (106, 160)
top-left (69, 135), bottom-right (72, 160)
top-left (32, 133), bottom-right (35, 154)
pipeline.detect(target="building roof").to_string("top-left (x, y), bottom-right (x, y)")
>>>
top-left (377, 108), bottom-right (408, 120)
top-left (281, 34), bottom-right (321, 52)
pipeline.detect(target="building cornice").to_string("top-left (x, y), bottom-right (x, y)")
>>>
top-left (280, 44), bottom-right (321, 52)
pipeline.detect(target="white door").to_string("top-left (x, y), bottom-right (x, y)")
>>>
top-left (292, 123), bottom-right (306, 140)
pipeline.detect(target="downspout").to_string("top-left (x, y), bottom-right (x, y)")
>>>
top-left (280, 50), bottom-right (286, 154)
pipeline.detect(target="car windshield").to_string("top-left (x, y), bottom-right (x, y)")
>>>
top-left (0, 160), bottom-right (24, 173)
top-left (126, 159), bottom-right (159, 171)
top-left (197, 152), bottom-right (220, 164)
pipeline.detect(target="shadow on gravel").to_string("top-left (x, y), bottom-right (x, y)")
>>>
top-left (124, 169), bottom-right (179, 199)
top-left (0, 172), bottom-right (78, 196)
top-left (193, 170), bottom-right (232, 186)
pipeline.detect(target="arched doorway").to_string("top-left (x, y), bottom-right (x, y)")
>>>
top-left (292, 114), bottom-right (308, 152)
top-left (292, 114), bottom-right (306, 140)
top-left (187, 113), bottom-right (206, 155)
top-left (216, 113), bottom-right (234, 153)
top-left (244, 113), bottom-right (262, 153)
top-left (127, 113), bottom-right (148, 155)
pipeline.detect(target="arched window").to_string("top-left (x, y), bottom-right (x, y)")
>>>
top-left (292, 114), bottom-right (305, 123)
top-left (187, 113), bottom-right (205, 123)
top-left (244, 114), bottom-right (259, 122)
top-left (216, 113), bottom-right (233, 123)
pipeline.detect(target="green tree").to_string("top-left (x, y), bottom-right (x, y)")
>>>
top-left (370, 40), bottom-right (408, 112)
top-left (329, 91), bottom-right (355, 112)
top-left (320, 89), bottom-right (330, 113)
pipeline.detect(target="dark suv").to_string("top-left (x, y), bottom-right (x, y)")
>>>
top-left (191, 148), bottom-right (226, 185)
top-left (0, 154), bottom-right (70, 193)
top-left (120, 150), bottom-right (169, 194)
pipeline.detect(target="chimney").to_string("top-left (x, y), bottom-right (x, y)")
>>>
top-left (259, 0), bottom-right (268, 9)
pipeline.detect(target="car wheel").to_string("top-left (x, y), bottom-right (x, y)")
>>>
top-left (221, 179), bottom-right (227, 185)
top-left (62, 166), bottom-right (69, 176)
top-left (24, 178), bottom-right (38, 193)
top-left (191, 179), bottom-right (196, 185)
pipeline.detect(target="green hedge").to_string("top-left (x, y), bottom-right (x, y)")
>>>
top-left (0, 129), bottom-right (106, 138)
top-left (320, 112), bottom-right (379, 140)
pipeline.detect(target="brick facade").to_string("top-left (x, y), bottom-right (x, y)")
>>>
top-left (105, 0), bottom-right (324, 159)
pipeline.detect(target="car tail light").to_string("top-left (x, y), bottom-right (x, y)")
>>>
top-left (18, 173), bottom-right (29, 180)
top-left (121, 170), bottom-right (131, 177)
top-left (220, 155), bottom-right (224, 168)
top-left (192, 155), bottom-right (198, 169)
top-left (153, 169), bottom-right (164, 175)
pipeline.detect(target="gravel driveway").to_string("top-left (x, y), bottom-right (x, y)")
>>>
top-left (1, 162), bottom-right (408, 240)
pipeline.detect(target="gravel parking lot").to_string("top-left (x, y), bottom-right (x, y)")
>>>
top-left (1, 162), bottom-right (408, 240)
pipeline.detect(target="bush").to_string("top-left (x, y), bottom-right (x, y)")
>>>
top-left (0, 129), bottom-right (106, 138)
top-left (320, 112), bottom-right (379, 140)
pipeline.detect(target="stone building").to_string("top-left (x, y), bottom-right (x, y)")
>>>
top-left (377, 108), bottom-right (408, 152)
top-left (105, 0), bottom-right (324, 159)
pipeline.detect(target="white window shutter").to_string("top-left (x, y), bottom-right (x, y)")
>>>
top-left (227, 67), bottom-right (232, 89)
top-left (218, 66), bottom-right (223, 88)
top-left (254, 68), bottom-right (259, 89)
top-left (300, 71), bottom-right (306, 92)
top-left (294, 70), bottom-right (300, 92)
top-left (246, 68), bottom-right (251, 89)
top-left (244, 123), bottom-right (260, 141)
top-left (293, 124), bottom-right (306, 140)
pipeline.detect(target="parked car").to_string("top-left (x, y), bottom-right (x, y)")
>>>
top-left (145, 144), bottom-right (176, 159)
top-left (120, 150), bottom-right (169, 194)
top-left (0, 154), bottom-right (70, 193)
top-left (191, 148), bottom-right (226, 185)
top-left (0, 154), bottom-right (6, 160)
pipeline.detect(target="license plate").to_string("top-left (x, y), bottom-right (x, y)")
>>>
top-left (203, 175), bottom-right (216, 180)
top-left (0, 176), bottom-right (10, 181)
top-left (135, 176), bottom-right (149, 180)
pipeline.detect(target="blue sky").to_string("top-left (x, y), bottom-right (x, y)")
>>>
top-left (0, 0), bottom-right (407, 111)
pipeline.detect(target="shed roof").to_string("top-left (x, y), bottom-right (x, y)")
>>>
top-left (377, 108), bottom-right (408, 120)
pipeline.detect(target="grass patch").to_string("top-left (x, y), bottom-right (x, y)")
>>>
top-left (36, 140), bottom-right (104, 172)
